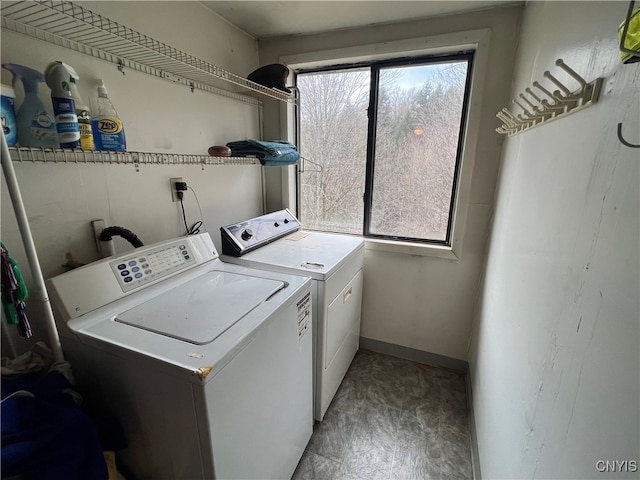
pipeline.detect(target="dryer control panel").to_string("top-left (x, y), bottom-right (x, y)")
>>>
top-left (220, 209), bottom-right (301, 257)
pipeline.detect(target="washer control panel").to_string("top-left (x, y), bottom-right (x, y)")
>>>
top-left (110, 241), bottom-right (196, 292)
top-left (47, 233), bottom-right (217, 321)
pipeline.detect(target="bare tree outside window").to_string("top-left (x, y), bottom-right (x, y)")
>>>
top-left (297, 54), bottom-right (472, 244)
top-left (298, 68), bottom-right (369, 234)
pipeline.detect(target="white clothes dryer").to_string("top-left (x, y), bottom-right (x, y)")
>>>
top-left (46, 233), bottom-right (313, 480)
top-left (221, 210), bottom-right (364, 421)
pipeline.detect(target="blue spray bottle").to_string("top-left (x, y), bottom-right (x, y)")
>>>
top-left (92, 80), bottom-right (126, 152)
top-left (44, 61), bottom-right (81, 149)
top-left (1, 64), bottom-right (58, 148)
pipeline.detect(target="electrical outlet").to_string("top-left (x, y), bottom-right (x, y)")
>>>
top-left (170, 177), bottom-right (183, 202)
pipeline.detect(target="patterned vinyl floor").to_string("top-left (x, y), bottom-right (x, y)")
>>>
top-left (292, 349), bottom-right (473, 480)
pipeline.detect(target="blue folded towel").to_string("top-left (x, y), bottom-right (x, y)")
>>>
top-left (226, 139), bottom-right (300, 166)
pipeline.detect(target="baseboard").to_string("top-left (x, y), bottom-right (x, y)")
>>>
top-left (358, 336), bottom-right (481, 479)
top-left (465, 364), bottom-right (482, 480)
top-left (359, 336), bottom-right (468, 372)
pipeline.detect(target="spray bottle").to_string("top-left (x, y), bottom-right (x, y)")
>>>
top-left (92, 80), bottom-right (126, 152)
top-left (44, 61), bottom-right (81, 149)
top-left (1, 64), bottom-right (58, 148)
top-left (66, 65), bottom-right (94, 150)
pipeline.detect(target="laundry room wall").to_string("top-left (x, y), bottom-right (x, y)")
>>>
top-left (1, 2), bottom-right (264, 356)
top-left (258, 4), bottom-right (523, 361)
top-left (468, 1), bottom-right (639, 478)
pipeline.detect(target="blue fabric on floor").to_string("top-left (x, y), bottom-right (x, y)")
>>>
top-left (1, 370), bottom-right (108, 480)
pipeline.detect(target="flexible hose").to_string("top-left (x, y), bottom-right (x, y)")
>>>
top-left (98, 226), bottom-right (144, 248)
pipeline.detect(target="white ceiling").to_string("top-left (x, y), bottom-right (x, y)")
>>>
top-left (200, 1), bottom-right (519, 39)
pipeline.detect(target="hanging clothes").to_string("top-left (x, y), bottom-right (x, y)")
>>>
top-left (1, 242), bottom-right (32, 338)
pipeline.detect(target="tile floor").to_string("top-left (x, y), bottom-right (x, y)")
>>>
top-left (292, 349), bottom-right (474, 480)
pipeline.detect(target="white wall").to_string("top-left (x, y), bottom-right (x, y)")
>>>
top-left (469, 2), bottom-right (639, 478)
top-left (259, 5), bottom-right (523, 360)
top-left (1, 2), bottom-right (263, 355)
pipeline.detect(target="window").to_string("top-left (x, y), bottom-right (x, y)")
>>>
top-left (296, 52), bottom-right (473, 245)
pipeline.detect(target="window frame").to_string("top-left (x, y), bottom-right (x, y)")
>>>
top-left (280, 28), bottom-right (493, 260)
top-left (295, 52), bottom-right (474, 246)
top-left (364, 52), bottom-right (474, 246)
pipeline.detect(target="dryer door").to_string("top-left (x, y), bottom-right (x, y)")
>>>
top-left (325, 269), bottom-right (363, 369)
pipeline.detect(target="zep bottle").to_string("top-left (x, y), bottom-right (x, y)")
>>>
top-left (91, 80), bottom-right (126, 152)
top-left (44, 61), bottom-right (80, 149)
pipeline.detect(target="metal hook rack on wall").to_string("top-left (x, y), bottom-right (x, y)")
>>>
top-left (496, 58), bottom-right (603, 136)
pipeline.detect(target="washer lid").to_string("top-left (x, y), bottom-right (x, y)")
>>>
top-left (115, 270), bottom-right (285, 345)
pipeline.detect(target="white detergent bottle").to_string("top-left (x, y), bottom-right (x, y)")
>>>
top-left (1, 63), bottom-right (59, 148)
top-left (92, 80), bottom-right (126, 152)
top-left (44, 61), bottom-right (81, 149)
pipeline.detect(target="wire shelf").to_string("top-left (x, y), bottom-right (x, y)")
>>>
top-left (1, 0), bottom-right (296, 106)
top-left (8, 147), bottom-right (260, 167)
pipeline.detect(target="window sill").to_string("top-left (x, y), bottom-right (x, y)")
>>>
top-left (364, 237), bottom-right (459, 260)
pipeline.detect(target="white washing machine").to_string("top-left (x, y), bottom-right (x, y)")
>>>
top-left (221, 210), bottom-right (364, 421)
top-left (46, 233), bottom-right (313, 480)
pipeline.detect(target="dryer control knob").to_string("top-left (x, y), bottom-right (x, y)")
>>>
top-left (241, 229), bottom-right (253, 241)
top-left (274, 222), bottom-right (280, 227)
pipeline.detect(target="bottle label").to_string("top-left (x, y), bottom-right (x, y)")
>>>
top-left (93, 117), bottom-right (126, 152)
top-left (28, 110), bottom-right (58, 146)
top-left (33, 111), bottom-right (54, 128)
top-left (1, 95), bottom-right (17, 146)
top-left (52, 97), bottom-right (80, 148)
top-left (76, 108), bottom-right (94, 150)
top-left (96, 118), bottom-right (123, 134)
top-left (77, 109), bottom-right (91, 123)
